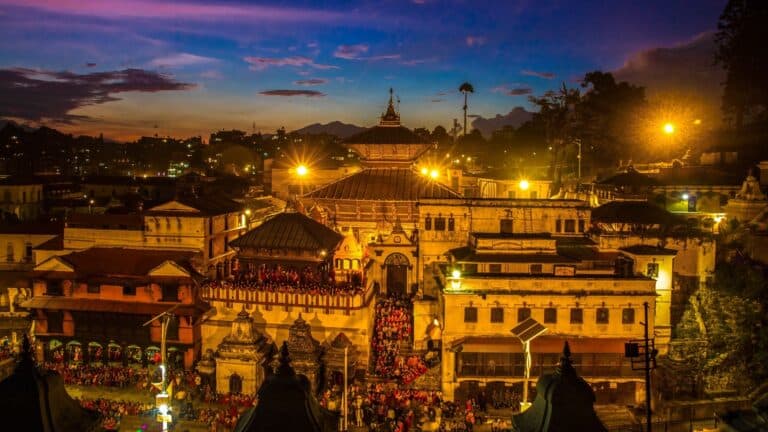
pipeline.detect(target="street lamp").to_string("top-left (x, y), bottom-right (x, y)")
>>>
top-left (449, 269), bottom-right (462, 290)
top-left (662, 123), bottom-right (675, 135)
top-left (429, 169), bottom-right (439, 179)
top-left (518, 180), bottom-right (530, 191)
top-left (295, 164), bottom-right (308, 196)
top-left (143, 304), bottom-right (181, 432)
top-left (574, 138), bottom-right (582, 180)
top-left (511, 317), bottom-right (548, 412)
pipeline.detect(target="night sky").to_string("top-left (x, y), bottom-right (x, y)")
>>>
top-left (0, 0), bottom-right (726, 140)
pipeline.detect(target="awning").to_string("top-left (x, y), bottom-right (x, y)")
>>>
top-left (450, 335), bottom-right (627, 354)
top-left (21, 297), bottom-right (210, 316)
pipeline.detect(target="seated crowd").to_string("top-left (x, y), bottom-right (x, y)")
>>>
top-left (205, 264), bottom-right (364, 296)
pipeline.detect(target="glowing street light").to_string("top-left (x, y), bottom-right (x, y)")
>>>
top-left (429, 169), bottom-right (439, 179)
top-left (662, 123), bottom-right (675, 135)
top-left (421, 167), bottom-right (429, 176)
top-left (681, 193), bottom-right (689, 200)
top-left (295, 164), bottom-right (308, 177)
top-left (518, 179), bottom-right (530, 191)
top-left (450, 268), bottom-right (462, 290)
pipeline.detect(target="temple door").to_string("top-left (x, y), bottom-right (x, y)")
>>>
top-left (229, 373), bottom-right (243, 394)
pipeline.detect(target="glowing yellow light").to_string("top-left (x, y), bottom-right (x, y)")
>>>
top-left (693, 119), bottom-right (702, 125)
top-left (519, 179), bottom-right (530, 190)
top-left (451, 269), bottom-right (461, 279)
top-left (420, 167), bottom-right (429, 175)
top-left (245, 209), bottom-right (252, 216)
top-left (296, 165), bottom-right (308, 176)
top-left (429, 169), bottom-right (439, 179)
top-left (663, 123), bottom-right (675, 134)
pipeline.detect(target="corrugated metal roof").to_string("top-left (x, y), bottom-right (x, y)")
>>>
top-left (230, 212), bottom-right (343, 251)
top-left (305, 168), bottom-right (461, 200)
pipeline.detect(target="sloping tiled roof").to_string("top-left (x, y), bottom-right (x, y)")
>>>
top-left (343, 125), bottom-right (429, 145)
top-left (146, 195), bottom-right (242, 216)
top-left (43, 248), bottom-right (197, 277)
top-left (591, 201), bottom-right (680, 225)
top-left (66, 213), bottom-right (144, 230)
top-left (597, 170), bottom-right (659, 186)
top-left (305, 168), bottom-right (461, 200)
top-left (0, 222), bottom-right (62, 235)
top-left (653, 167), bottom-right (743, 186)
top-left (230, 212), bottom-right (343, 251)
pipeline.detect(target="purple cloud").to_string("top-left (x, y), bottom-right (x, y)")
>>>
top-left (521, 69), bottom-right (556, 79)
top-left (0, 67), bottom-right (194, 123)
top-left (259, 89), bottom-right (325, 97)
top-left (492, 84), bottom-right (533, 96)
top-left (149, 53), bottom-right (217, 68)
top-left (294, 78), bottom-right (328, 86)
top-left (1, 0), bottom-right (348, 23)
top-left (334, 44), bottom-right (369, 59)
top-left (466, 36), bottom-right (486, 47)
top-left (244, 56), bottom-right (338, 71)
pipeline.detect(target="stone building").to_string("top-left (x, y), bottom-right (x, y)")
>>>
top-left (215, 308), bottom-right (273, 395)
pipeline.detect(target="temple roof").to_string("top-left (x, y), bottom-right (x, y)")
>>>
top-left (0, 336), bottom-right (102, 432)
top-left (344, 125), bottom-right (429, 145)
top-left (597, 169), bottom-right (659, 187)
top-left (305, 168), bottom-right (461, 201)
top-left (512, 342), bottom-right (607, 432)
top-left (591, 201), bottom-right (680, 225)
top-left (34, 247), bottom-right (199, 279)
top-left (233, 342), bottom-right (337, 432)
top-left (230, 212), bottom-right (343, 252)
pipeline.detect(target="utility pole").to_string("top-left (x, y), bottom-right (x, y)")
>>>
top-left (143, 303), bottom-right (180, 432)
top-left (625, 302), bottom-right (657, 432)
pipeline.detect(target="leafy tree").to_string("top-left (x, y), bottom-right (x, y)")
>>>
top-left (528, 83), bottom-right (581, 185)
top-left (715, 0), bottom-right (768, 127)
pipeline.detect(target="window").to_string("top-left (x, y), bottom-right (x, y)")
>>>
top-left (488, 263), bottom-right (502, 273)
top-left (564, 219), bottom-right (576, 233)
top-left (46, 281), bottom-right (63, 296)
top-left (490, 307), bottom-right (504, 323)
top-left (530, 191), bottom-right (538, 199)
top-left (47, 311), bottom-right (63, 333)
top-left (166, 317), bottom-right (179, 341)
top-left (24, 242), bottom-right (33, 262)
top-left (87, 284), bottom-right (100, 294)
top-left (622, 308), bottom-right (636, 324)
top-left (508, 190), bottom-right (516, 199)
top-left (596, 308), bottom-right (610, 324)
top-left (570, 308), bottom-right (583, 324)
top-left (424, 216), bottom-right (432, 230)
top-left (646, 263), bottom-right (660, 279)
top-left (208, 239), bottom-right (214, 259)
top-left (161, 285), bottom-right (179, 302)
top-left (448, 217), bottom-right (455, 231)
top-left (555, 219), bottom-right (562, 233)
top-left (500, 218), bottom-right (514, 233)
top-left (5, 242), bottom-right (12, 262)
top-left (578, 219), bottom-right (586, 232)
top-left (530, 264), bottom-right (543, 274)
top-left (123, 285), bottom-right (136, 296)
top-left (544, 308), bottom-right (557, 324)
top-left (517, 307), bottom-right (531, 322)
top-left (464, 307), bottom-right (478, 323)
top-left (434, 217), bottom-right (446, 231)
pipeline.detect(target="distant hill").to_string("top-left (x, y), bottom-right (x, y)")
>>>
top-left (292, 121), bottom-right (366, 138)
top-left (471, 107), bottom-right (534, 137)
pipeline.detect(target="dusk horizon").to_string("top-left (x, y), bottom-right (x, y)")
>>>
top-left (0, 0), bottom-right (726, 141)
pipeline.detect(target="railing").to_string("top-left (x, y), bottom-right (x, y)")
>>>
top-left (200, 280), bottom-right (377, 311)
top-left (458, 363), bottom-right (639, 378)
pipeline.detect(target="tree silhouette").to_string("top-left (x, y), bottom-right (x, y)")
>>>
top-left (459, 82), bottom-right (475, 136)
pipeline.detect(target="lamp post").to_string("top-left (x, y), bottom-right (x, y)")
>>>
top-left (295, 164), bottom-right (308, 196)
top-left (511, 317), bottom-right (547, 412)
top-left (143, 304), bottom-right (180, 432)
top-left (574, 139), bottom-right (582, 180)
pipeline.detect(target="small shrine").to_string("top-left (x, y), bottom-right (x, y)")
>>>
top-left (0, 335), bottom-right (102, 432)
top-left (725, 167), bottom-right (768, 223)
top-left (286, 314), bottom-right (322, 393)
top-left (215, 308), bottom-right (274, 395)
top-left (511, 342), bottom-right (607, 432)
top-left (233, 342), bottom-right (337, 432)
top-left (323, 332), bottom-right (359, 391)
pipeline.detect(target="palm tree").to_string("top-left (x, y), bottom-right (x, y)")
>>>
top-left (459, 82), bottom-right (474, 136)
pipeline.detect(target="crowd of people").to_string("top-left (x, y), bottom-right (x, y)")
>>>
top-left (371, 297), bottom-right (428, 384)
top-left (44, 362), bottom-right (145, 388)
top-left (76, 397), bottom-right (153, 431)
top-left (205, 264), bottom-right (364, 296)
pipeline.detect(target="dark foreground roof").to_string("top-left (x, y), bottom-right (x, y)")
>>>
top-left (597, 170), bottom-right (659, 187)
top-left (305, 168), bottom-right (461, 200)
top-left (591, 201), bottom-right (680, 225)
top-left (343, 125), bottom-right (429, 145)
top-left (0, 336), bottom-right (101, 432)
top-left (231, 212), bottom-right (343, 252)
top-left (512, 342), bottom-right (607, 432)
top-left (234, 342), bottom-right (337, 432)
